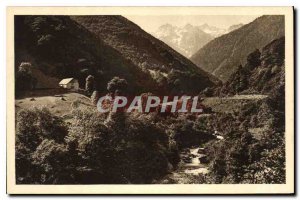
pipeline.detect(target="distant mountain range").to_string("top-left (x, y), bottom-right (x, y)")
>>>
top-left (154, 23), bottom-right (243, 58)
top-left (15, 15), bottom-right (217, 96)
top-left (191, 15), bottom-right (284, 82)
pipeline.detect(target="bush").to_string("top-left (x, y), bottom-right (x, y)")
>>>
top-left (85, 75), bottom-right (95, 96)
top-left (16, 107), bottom-right (68, 150)
top-left (203, 97), bottom-right (285, 184)
top-left (15, 63), bottom-right (37, 96)
top-left (16, 107), bottom-right (69, 183)
top-left (90, 90), bottom-right (100, 105)
top-left (66, 108), bottom-right (173, 183)
top-left (31, 139), bottom-right (77, 184)
top-left (173, 117), bottom-right (214, 148)
top-left (107, 77), bottom-right (128, 94)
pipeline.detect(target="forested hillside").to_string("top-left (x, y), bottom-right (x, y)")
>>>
top-left (72, 15), bottom-right (219, 94)
top-left (216, 37), bottom-right (285, 96)
top-left (191, 15), bottom-right (284, 82)
top-left (15, 16), bottom-right (163, 94)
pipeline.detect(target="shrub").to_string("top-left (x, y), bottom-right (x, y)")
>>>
top-left (173, 118), bottom-right (214, 148)
top-left (85, 75), bottom-right (95, 96)
top-left (31, 139), bottom-right (77, 184)
top-left (90, 90), bottom-right (100, 105)
top-left (66, 108), bottom-right (172, 183)
top-left (203, 97), bottom-right (285, 184)
top-left (16, 107), bottom-right (69, 183)
top-left (107, 77), bottom-right (128, 94)
top-left (16, 107), bottom-right (68, 150)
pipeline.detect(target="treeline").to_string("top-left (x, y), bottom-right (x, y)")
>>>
top-left (202, 84), bottom-right (285, 183)
top-left (16, 107), bottom-right (177, 184)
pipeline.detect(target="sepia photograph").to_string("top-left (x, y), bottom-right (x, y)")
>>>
top-left (6, 6), bottom-right (294, 194)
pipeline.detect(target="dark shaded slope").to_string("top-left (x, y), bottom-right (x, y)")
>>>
top-left (72, 15), bottom-right (218, 94)
top-left (216, 37), bottom-right (285, 96)
top-left (15, 15), bottom-right (161, 94)
top-left (191, 15), bottom-right (284, 82)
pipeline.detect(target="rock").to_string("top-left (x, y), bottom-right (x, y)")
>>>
top-left (198, 148), bottom-right (206, 154)
top-left (216, 135), bottom-right (224, 140)
top-left (199, 155), bottom-right (209, 164)
top-left (182, 156), bottom-right (192, 163)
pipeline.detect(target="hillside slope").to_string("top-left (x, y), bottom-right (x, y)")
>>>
top-left (72, 16), bottom-right (219, 94)
top-left (15, 16), bottom-right (166, 95)
top-left (216, 37), bottom-right (285, 96)
top-left (191, 15), bottom-right (284, 82)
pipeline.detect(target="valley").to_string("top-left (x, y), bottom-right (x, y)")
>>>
top-left (14, 14), bottom-right (286, 185)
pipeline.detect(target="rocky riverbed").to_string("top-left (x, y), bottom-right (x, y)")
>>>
top-left (159, 147), bottom-right (210, 184)
top-left (159, 133), bottom-right (224, 184)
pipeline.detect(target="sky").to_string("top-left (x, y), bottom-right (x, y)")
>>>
top-left (125, 15), bottom-right (260, 33)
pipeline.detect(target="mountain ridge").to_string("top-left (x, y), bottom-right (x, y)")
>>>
top-left (15, 15), bottom-right (218, 96)
top-left (191, 15), bottom-right (285, 82)
top-left (72, 15), bottom-right (219, 94)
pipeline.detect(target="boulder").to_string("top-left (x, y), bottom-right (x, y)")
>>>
top-left (198, 148), bottom-right (206, 154)
top-left (199, 155), bottom-right (209, 164)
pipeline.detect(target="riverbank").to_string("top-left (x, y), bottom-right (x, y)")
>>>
top-left (159, 147), bottom-right (210, 184)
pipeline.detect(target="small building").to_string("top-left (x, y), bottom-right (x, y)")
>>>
top-left (59, 78), bottom-right (79, 90)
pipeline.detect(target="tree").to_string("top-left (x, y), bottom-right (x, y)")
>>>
top-left (66, 108), bottom-right (109, 183)
top-left (16, 107), bottom-right (68, 151)
top-left (15, 62), bottom-right (37, 95)
top-left (66, 108), bottom-right (173, 183)
top-left (31, 139), bottom-right (76, 184)
top-left (85, 75), bottom-right (95, 96)
top-left (245, 49), bottom-right (261, 71)
top-left (107, 77), bottom-right (128, 94)
top-left (16, 107), bottom-right (69, 184)
top-left (91, 90), bottom-right (100, 105)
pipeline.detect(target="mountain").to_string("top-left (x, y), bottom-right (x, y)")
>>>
top-left (72, 16), bottom-right (218, 94)
top-left (154, 23), bottom-right (214, 57)
top-left (15, 16), bottom-right (160, 94)
top-left (198, 23), bottom-right (227, 37)
top-left (15, 16), bottom-right (217, 96)
top-left (227, 23), bottom-right (244, 32)
top-left (191, 15), bottom-right (285, 82)
top-left (154, 23), bottom-right (245, 58)
top-left (216, 37), bottom-right (285, 96)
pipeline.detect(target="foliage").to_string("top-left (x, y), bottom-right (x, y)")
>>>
top-left (191, 16), bottom-right (284, 82)
top-left (204, 98), bottom-right (285, 184)
top-left (172, 117), bottom-right (214, 148)
top-left (66, 108), bottom-right (172, 183)
top-left (16, 107), bottom-right (68, 150)
top-left (85, 75), bottom-right (95, 96)
top-left (90, 90), bottom-right (100, 105)
top-left (15, 16), bottom-right (160, 94)
top-left (72, 15), bottom-right (217, 94)
top-left (31, 139), bottom-right (77, 184)
top-left (16, 107), bottom-right (69, 183)
top-left (15, 15), bottom-right (215, 95)
top-left (107, 76), bottom-right (128, 94)
top-left (16, 106), bottom-right (176, 184)
top-left (218, 37), bottom-right (285, 96)
top-left (15, 62), bottom-right (37, 96)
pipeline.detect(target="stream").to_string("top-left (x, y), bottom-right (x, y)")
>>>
top-left (183, 147), bottom-right (209, 175)
top-left (159, 134), bottom-right (224, 184)
top-left (160, 147), bottom-right (210, 184)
